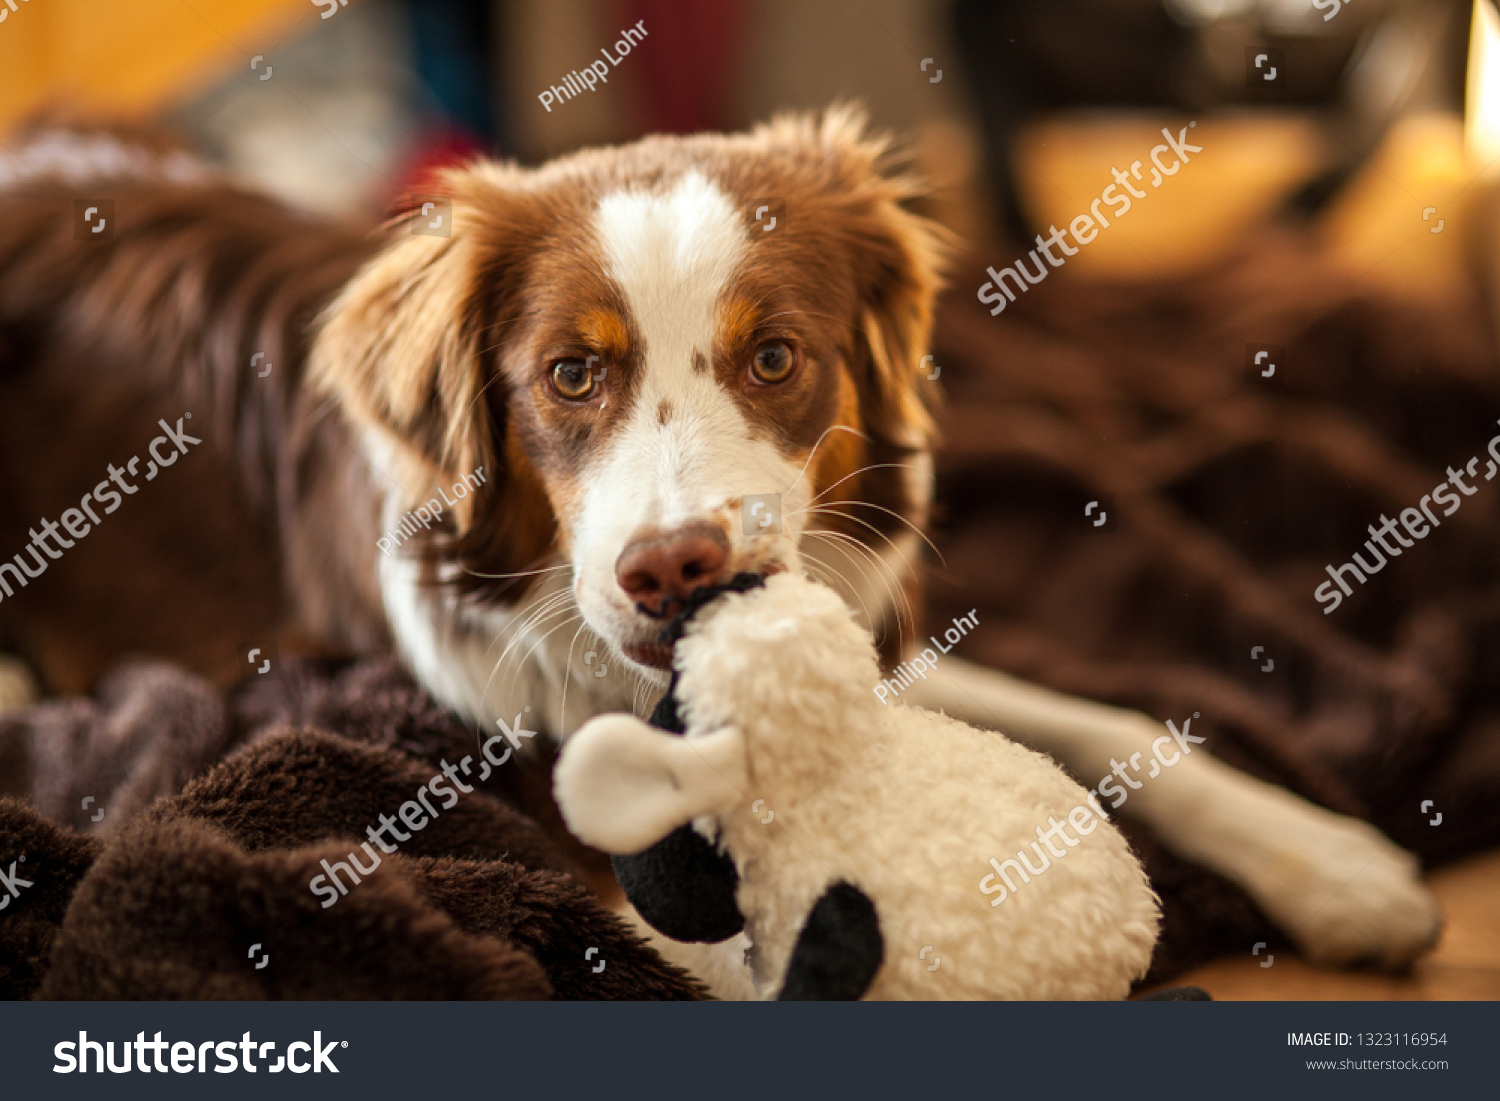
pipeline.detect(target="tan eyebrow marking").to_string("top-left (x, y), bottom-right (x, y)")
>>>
top-left (691, 349), bottom-right (709, 374)
top-left (718, 296), bottom-right (760, 350)
top-left (579, 308), bottom-right (631, 356)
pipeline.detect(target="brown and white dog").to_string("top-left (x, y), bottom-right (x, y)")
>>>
top-left (0, 110), bottom-right (1440, 987)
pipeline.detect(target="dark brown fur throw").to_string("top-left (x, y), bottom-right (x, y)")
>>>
top-left (0, 658), bottom-right (702, 1000)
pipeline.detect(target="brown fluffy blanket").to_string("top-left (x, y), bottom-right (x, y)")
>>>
top-left (0, 658), bottom-right (702, 999)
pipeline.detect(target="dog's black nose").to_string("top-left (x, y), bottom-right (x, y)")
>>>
top-left (615, 523), bottom-right (730, 617)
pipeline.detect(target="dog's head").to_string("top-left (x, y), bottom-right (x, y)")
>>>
top-left (311, 107), bottom-right (945, 688)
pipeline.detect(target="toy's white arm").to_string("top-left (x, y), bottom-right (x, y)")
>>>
top-left (553, 714), bottom-right (747, 855)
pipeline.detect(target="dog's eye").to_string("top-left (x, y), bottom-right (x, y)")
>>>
top-left (750, 340), bottom-right (795, 384)
top-left (550, 358), bottom-right (596, 400)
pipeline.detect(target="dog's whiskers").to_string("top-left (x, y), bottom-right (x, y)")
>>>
top-left (801, 503), bottom-right (931, 638)
top-left (802, 528), bottom-right (915, 645)
top-left (796, 461), bottom-right (918, 510)
top-left (463, 562), bottom-right (572, 583)
top-left (505, 609), bottom-right (585, 705)
top-left (489, 603), bottom-right (579, 707)
top-left (802, 556), bottom-right (877, 630)
top-left (780, 424), bottom-right (871, 499)
top-left (797, 498), bottom-right (944, 566)
top-left (810, 524), bottom-right (917, 641)
top-left (483, 589), bottom-right (576, 699)
top-left (558, 618), bottom-right (591, 731)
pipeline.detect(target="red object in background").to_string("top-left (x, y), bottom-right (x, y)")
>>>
top-left (392, 123), bottom-right (489, 204)
top-left (614, 0), bottom-right (747, 134)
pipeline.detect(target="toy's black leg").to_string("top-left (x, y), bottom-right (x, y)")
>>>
top-left (613, 593), bottom-right (766, 946)
top-left (611, 825), bottom-right (744, 943)
top-left (777, 881), bottom-right (883, 1001)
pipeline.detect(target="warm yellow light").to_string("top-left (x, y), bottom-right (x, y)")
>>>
top-left (1466, 0), bottom-right (1500, 173)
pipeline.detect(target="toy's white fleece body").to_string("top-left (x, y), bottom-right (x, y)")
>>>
top-left (557, 573), bottom-right (1160, 1000)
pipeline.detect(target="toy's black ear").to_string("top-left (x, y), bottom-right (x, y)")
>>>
top-left (777, 881), bottom-right (884, 1000)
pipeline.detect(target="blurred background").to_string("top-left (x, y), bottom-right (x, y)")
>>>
top-left (0, 0), bottom-right (1490, 295)
top-left (3, 0), bottom-right (1499, 1000)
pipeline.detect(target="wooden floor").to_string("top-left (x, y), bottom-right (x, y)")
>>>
top-left (1142, 850), bottom-right (1500, 1000)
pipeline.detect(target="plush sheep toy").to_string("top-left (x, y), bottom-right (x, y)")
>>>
top-left (554, 572), bottom-right (1160, 1000)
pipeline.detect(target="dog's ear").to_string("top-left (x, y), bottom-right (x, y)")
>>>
top-left (808, 107), bottom-right (950, 456)
top-left (307, 166), bottom-right (541, 533)
top-left (312, 209), bottom-right (482, 510)
top-left (554, 716), bottom-right (747, 855)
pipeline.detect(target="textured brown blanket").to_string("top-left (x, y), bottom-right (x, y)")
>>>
top-left (0, 658), bottom-right (702, 999)
top-left (926, 232), bottom-right (1500, 975)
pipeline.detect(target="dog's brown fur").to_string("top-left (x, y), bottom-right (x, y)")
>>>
top-left (0, 139), bottom-right (384, 692)
top-left (0, 110), bottom-right (942, 697)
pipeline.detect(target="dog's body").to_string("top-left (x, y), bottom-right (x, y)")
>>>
top-left (0, 115), bottom-right (1440, 983)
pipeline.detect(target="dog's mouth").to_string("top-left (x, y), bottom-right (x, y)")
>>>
top-left (619, 593), bottom-right (697, 670)
top-left (623, 640), bottom-right (675, 669)
top-left (620, 572), bottom-right (771, 670)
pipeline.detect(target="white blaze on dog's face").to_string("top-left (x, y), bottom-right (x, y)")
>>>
top-left (570, 172), bottom-right (809, 670)
top-left (312, 109), bottom-right (945, 704)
